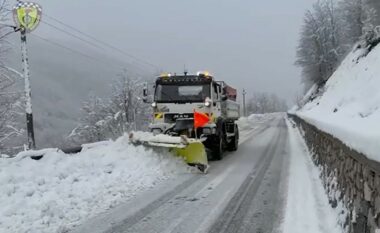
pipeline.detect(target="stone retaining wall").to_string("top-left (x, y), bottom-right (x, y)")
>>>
top-left (289, 114), bottom-right (380, 233)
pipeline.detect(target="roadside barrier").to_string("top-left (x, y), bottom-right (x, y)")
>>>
top-left (288, 114), bottom-right (380, 233)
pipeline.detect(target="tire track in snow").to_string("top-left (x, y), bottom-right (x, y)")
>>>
top-left (209, 119), bottom-right (286, 233)
top-left (104, 175), bottom-right (200, 233)
top-left (104, 124), bottom-right (272, 233)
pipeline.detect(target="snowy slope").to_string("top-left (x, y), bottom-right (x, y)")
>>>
top-left (0, 135), bottom-right (187, 233)
top-left (296, 44), bottom-right (380, 162)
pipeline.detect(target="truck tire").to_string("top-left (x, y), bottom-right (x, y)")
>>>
top-left (227, 124), bottom-right (239, 151)
top-left (212, 135), bottom-right (224, 160)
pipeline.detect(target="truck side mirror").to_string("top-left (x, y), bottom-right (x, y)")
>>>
top-left (142, 83), bottom-right (148, 103)
top-left (221, 95), bottom-right (228, 101)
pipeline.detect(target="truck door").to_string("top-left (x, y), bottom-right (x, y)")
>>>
top-left (213, 83), bottom-right (222, 118)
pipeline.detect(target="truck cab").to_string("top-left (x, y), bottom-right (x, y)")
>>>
top-left (145, 71), bottom-right (240, 160)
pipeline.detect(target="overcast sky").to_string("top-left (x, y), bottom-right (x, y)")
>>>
top-left (14, 0), bottom-right (315, 103)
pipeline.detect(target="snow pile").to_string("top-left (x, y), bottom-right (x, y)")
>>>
top-left (0, 154), bottom-right (10, 159)
top-left (237, 113), bottom-right (279, 131)
top-left (283, 119), bottom-right (345, 233)
top-left (296, 44), bottom-right (380, 162)
top-left (289, 84), bottom-right (319, 115)
top-left (0, 135), bottom-right (187, 233)
top-left (131, 131), bottom-right (183, 144)
top-left (236, 117), bottom-right (254, 131)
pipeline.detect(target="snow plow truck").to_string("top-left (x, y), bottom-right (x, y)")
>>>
top-left (130, 71), bottom-right (240, 172)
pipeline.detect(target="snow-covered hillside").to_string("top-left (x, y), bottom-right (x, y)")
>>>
top-left (295, 44), bottom-right (380, 162)
top-left (0, 135), bottom-right (187, 233)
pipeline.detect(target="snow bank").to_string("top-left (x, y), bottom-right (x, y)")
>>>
top-left (283, 119), bottom-right (344, 233)
top-left (0, 154), bottom-right (10, 159)
top-left (296, 44), bottom-right (380, 162)
top-left (236, 117), bottom-right (254, 131)
top-left (237, 113), bottom-right (279, 131)
top-left (131, 131), bottom-right (184, 144)
top-left (0, 134), bottom-right (187, 233)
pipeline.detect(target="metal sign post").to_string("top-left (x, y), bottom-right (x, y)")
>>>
top-left (13, 2), bottom-right (42, 150)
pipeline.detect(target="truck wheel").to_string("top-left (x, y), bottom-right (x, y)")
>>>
top-left (212, 136), bottom-right (224, 160)
top-left (227, 125), bottom-right (239, 151)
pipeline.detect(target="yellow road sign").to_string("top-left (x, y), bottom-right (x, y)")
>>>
top-left (154, 113), bottom-right (164, 119)
top-left (13, 2), bottom-right (42, 32)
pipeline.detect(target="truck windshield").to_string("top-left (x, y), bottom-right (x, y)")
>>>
top-left (155, 84), bottom-right (210, 103)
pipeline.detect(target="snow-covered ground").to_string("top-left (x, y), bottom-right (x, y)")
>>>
top-left (295, 44), bottom-right (380, 162)
top-left (0, 135), bottom-right (187, 233)
top-left (282, 119), bottom-right (344, 233)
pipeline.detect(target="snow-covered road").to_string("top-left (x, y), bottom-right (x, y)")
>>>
top-left (70, 113), bottom-right (343, 233)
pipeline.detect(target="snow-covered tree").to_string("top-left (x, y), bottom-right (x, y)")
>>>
top-left (68, 70), bottom-right (150, 145)
top-left (0, 1), bottom-right (26, 154)
top-left (0, 69), bottom-right (25, 153)
top-left (103, 69), bottom-right (150, 137)
top-left (67, 94), bottom-right (108, 144)
top-left (367, 0), bottom-right (380, 24)
top-left (296, 0), bottom-right (380, 89)
top-left (296, 0), bottom-right (344, 88)
top-left (246, 92), bottom-right (288, 114)
top-left (0, 0), bottom-right (11, 61)
top-left (339, 0), bottom-right (377, 47)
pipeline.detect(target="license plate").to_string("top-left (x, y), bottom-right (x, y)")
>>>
top-left (173, 114), bottom-right (192, 119)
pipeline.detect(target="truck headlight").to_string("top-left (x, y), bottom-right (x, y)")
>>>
top-left (203, 127), bottom-right (216, 135)
top-left (204, 97), bottom-right (212, 107)
top-left (152, 128), bottom-right (162, 135)
top-left (151, 102), bottom-right (157, 108)
top-left (203, 128), bottom-right (211, 134)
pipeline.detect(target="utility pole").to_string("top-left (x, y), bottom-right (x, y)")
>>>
top-left (13, 2), bottom-right (42, 150)
top-left (21, 27), bottom-right (36, 149)
top-left (243, 89), bottom-right (247, 117)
